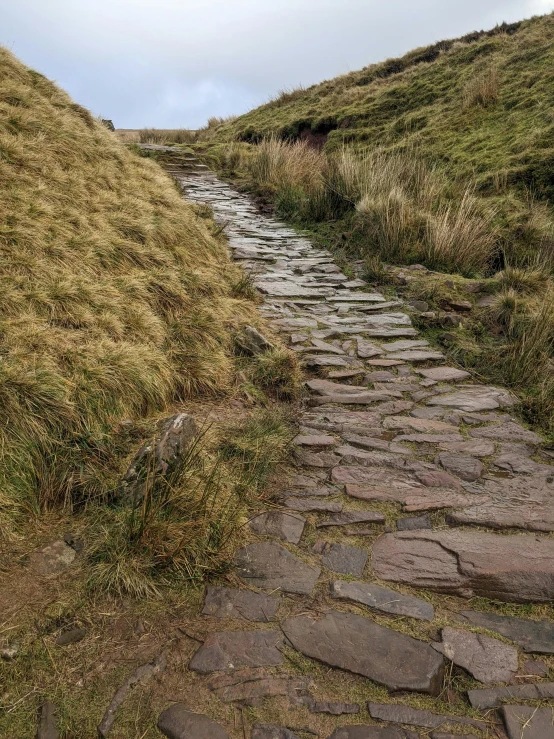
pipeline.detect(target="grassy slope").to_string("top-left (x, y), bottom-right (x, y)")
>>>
top-left (0, 47), bottom-right (252, 519)
top-left (216, 13), bottom-right (554, 200)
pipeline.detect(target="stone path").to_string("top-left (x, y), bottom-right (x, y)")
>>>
top-left (153, 149), bottom-right (554, 738)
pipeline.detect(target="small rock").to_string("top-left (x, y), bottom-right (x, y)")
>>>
top-left (433, 626), bottom-right (518, 683)
top-left (234, 541), bottom-right (321, 595)
top-left (189, 630), bottom-right (283, 674)
top-left (467, 681), bottom-right (554, 709)
top-left (1, 643), bottom-right (20, 661)
top-left (249, 511), bottom-right (306, 545)
top-left (29, 540), bottom-right (76, 576)
top-left (501, 705), bottom-right (554, 739)
top-left (292, 434), bottom-right (336, 447)
top-left (251, 727), bottom-right (301, 739)
top-left (202, 586), bottom-right (280, 622)
top-left (408, 300), bottom-right (429, 312)
top-left (519, 659), bottom-right (549, 678)
top-left (447, 299), bottom-right (472, 312)
top-left (158, 704), bottom-right (229, 739)
top-left (306, 699), bottom-right (360, 715)
top-left (367, 703), bottom-right (486, 732)
top-left (207, 668), bottom-right (310, 704)
top-left (357, 339), bottom-right (383, 358)
top-left (37, 701), bottom-right (60, 739)
top-left (328, 729), bottom-right (417, 739)
top-left (55, 627), bottom-right (87, 646)
top-left (440, 312), bottom-right (462, 328)
top-left (317, 511), bottom-right (385, 528)
top-left (397, 515), bottom-right (432, 531)
top-left (416, 367), bottom-right (470, 382)
top-left (321, 544), bottom-right (368, 576)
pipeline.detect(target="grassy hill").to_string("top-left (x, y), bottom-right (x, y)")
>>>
top-left (0, 47), bottom-right (254, 523)
top-left (215, 13), bottom-right (554, 201)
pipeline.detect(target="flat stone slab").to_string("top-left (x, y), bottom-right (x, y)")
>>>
top-left (310, 392), bottom-right (392, 405)
top-left (207, 668), bottom-right (310, 704)
top-left (328, 729), bottom-right (419, 739)
top-left (460, 609), bottom-right (554, 654)
top-left (438, 453), bottom-right (484, 482)
top-left (382, 340), bottom-right (430, 352)
top-left (501, 705), bottom-right (554, 739)
top-left (372, 530), bottom-right (554, 602)
top-left (189, 630), bottom-right (283, 674)
top-left (346, 482), bottom-right (488, 513)
top-left (385, 350), bottom-right (444, 362)
top-left (428, 386), bottom-right (516, 412)
top-left (251, 727), bottom-right (301, 739)
top-left (382, 417), bottom-right (459, 434)
top-left (282, 610), bottom-right (444, 694)
top-left (367, 704), bottom-right (486, 732)
top-left (283, 497), bottom-right (342, 513)
top-left (416, 367), bottom-right (470, 382)
top-left (158, 705), bottom-right (229, 739)
top-left (447, 475), bottom-right (554, 532)
top-left (234, 542), bottom-right (321, 595)
top-left (249, 511), bottom-right (306, 544)
top-left (202, 586), bottom-right (280, 622)
top-left (357, 339), bottom-right (384, 358)
top-left (469, 421), bottom-right (542, 444)
top-left (468, 681), bottom-right (554, 709)
top-left (304, 355), bottom-right (364, 368)
top-left (331, 580), bottom-right (434, 621)
top-left (321, 544), bottom-right (368, 576)
top-left (397, 514), bottom-right (432, 531)
top-left (305, 699), bottom-right (360, 715)
top-left (293, 433), bottom-right (337, 447)
top-left (434, 626), bottom-right (518, 683)
top-left (306, 379), bottom-right (388, 397)
top-left (437, 439), bottom-right (495, 457)
top-left (317, 511), bottom-right (386, 527)
top-left (294, 449), bottom-right (341, 468)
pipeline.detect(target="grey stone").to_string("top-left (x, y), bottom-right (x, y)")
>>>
top-left (328, 729), bottom-right (418, 739)
top-left (367, 704), bottom-right (486, 732)
top-left (304, 355), bottom-right (364, 368)
top-left (282, 610), bottom-right (444, 695)
top-left (189, 630), bottom-right (283, 674)
top-left (382, 340), bottom-right (430, 352)
top-left (158, 705), bottom-right (229, 739)
top-left (385, 350), bottom-right (444, 362)
top-left (322, 544), bottom-right (368, 576)
top-left (437, 453), bottom-right (484, 482)
top-left (372, 530), bottom-right (554, 602)
top-left (501, 705), bottom-right (554, 739)
top-left (357, 339), bottom-right (384, 358)
top-left (468, 682), bottom-right (554, 709)
top-left (470, 421), bottom-right (542, 445)
top-left (310, 338), bottom-right (346, 354)
top-left (306, 379), bottom-right (374, 396)
top-left (428, 386), bottom-right (516, 412)
top-left (306, 699), bottom-right (360, 715)
top-left (309, 392), bottom-right (392, 406)
top-left (434, 626), bottom-right (518, 683)
top-left (382, 417), bottom-right (460, 434)
top-left (29, 540), bottom-right (76, 576)
top-left (317, 511), bottom-right (386, 528)
top-left (236, 326), bottom-right (274, 355)
top-left (341, 433), bottom-right (410, 455)
top-left (37, 702), bottom-right (60, 739)
top-left (331, 580), bottom-right (434, 621)
top-left (120, 413), bottom-right (198, 505)
top-left (249, 511), bottom-right (306, 544)
top-left (251, 726), bottom-right (301, 739)
top-left (202, 586), bottom-right (280, 622)
top-left (437, 439), bottom-right (495, 457)
top-left (293, 449), bottom-right (342, 467)
top-left (460, 610), bottom-right (554, 654)
top-left (234, 542), bottom-right (321, 595)
top-left (207, 668), bottom-right (310, 704)
top-left (397, 515), bottom-right (432, 531)
top-left (293, 433), bottom-right (337, 447)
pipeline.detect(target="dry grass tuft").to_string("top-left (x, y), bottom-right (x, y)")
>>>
top-left (138, 128), bottom-right (197, 145)
top-left (462, 66), bottom-right (501, 108)
top-left (0, 47), bottom-right (251, 519)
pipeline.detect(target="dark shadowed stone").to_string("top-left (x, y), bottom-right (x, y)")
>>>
top-left (501, 705), bottom-right (554, 739)
top-left (207, 668), bottom-right (311, 704)
top-left (202, 586), bottom-right (280, 622)
top-left (447, 475), bottom-right (554, 533)
top-left (460, 610), bottom-right (554, 654)
top-left (251, 726), bottom-right (301, 739)
top-left (236, 326), bottom-right (274, 355)
top-left (467, 682), bottom-right (554, 709)
top-left (283, 498), bottom-right (342, 513)
top-left (470, 422), bottom-right (541, 445)
top-left (397, 515), bottom-right (432, 531)
top-left (249, 511), bottom-right (306, 544)
top-left (367, 704), bottom-right (486, 732)
top-left (519, 658), bottom-right (549, 678)
top-left (120, 413), bottom-right (198, 505)
top-left (437, 453), bottom-right (484, 482)
top-left (282, 610), bottom-right (444, 695)
top-left (317, 511), bottom-right (385, 527)
top-left (189, 630), bottom-right (283, 674)
top-left (55, 627), bottom-right (87, 646)
top-left (29, 540), bottom-right (76, 576)
top-left (37, 702), bottom-right (60, 739)
top-left (322, 544), bottom-right (368, 576)
top-left (328, 729), bottom-right (419, 739)
top-left (372, 530), bottom-right (554, 602)
top-left (433, 627), bottom-right (518, 683)
top-left (234, 542), bottom-right (321, 595)
top-left (331, 580), bottom-right (434, 621)
top-left (158, 705), bottom-right (229, 739)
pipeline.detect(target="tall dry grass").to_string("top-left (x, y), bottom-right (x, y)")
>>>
top-left (462, 66), bottom-right (501, 108)
top-left (139, 128), bottom-right (197, 144)
top-left (0, 47), bottom-right (250, 518)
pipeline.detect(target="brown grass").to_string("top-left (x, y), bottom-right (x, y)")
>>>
top-left (462, 66), bottom-right (500, 108)
top-left (138, 128), bottom-right (197, 145)
top-left (0, 47), bottom-right (253, 520)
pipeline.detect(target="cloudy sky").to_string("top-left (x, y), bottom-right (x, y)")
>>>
top-left (2, 0), bottom-right (553, 129)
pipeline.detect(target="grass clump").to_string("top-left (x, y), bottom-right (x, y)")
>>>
top-left (138, 127), bottom-right (197, 145)
top-left (0, 47), bottom-right (254, 522)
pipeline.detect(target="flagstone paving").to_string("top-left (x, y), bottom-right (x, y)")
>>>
top-left (147, 149), bottom-right (554, 739)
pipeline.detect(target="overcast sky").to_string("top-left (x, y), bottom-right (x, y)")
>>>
top-left (2, 0), bottom-right (553, 129)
